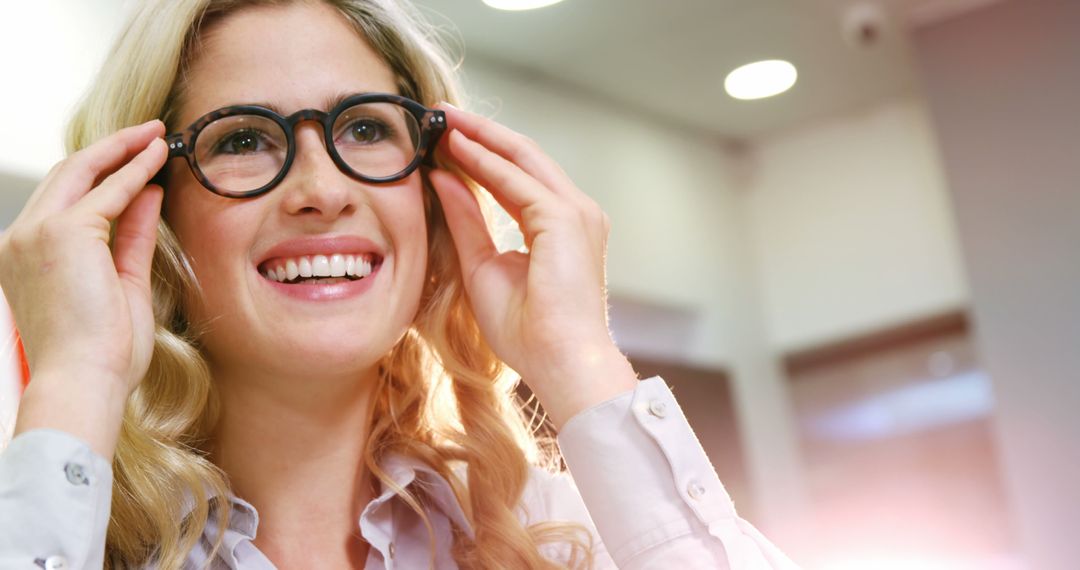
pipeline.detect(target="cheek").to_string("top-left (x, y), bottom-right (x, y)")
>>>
top-left (382, 180), bottom-right (431, 258)
top-left (163, 190), bottom-right (253, 313)
top-left (383, 184), bottom-right (432, 311)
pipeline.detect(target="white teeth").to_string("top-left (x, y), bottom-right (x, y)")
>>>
top-left (329, 254), bottom-right (346, 277)
top-left (263, 253), bottom-right (377, 282)
top-left (312, 255), bottom-right (331, 277)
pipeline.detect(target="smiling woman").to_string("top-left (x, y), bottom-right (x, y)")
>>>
top-left (0, 0), bottom-right (797, 569)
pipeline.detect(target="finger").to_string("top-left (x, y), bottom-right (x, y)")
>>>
top-left (428, 168), bottom-right (498, 278)
top-left (112, 184), bottom-right (163, 293)
top-left (30, 120), bottom-right (165, 218)
top-left (77, 138), bottom-right (169, 220)
top-left (15, 161), bottom-right (64, 224)
top-left (487, 186), bottom-right (524, 227)
top-left (436, 103), bottom-right (576, 195)
top-left (442, 129), bottom-right (549, 213)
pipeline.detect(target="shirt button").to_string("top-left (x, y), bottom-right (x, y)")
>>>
top-left (647, 399), bottom-right (667, 418)
top-left (687, 480), bottom-right (706, 500)
top-left (40, 555), bottom-right (69, 570)
top-left (64, 462), bottom-right (89, 486)
top-left (388, 542), bottom-right (396, 559)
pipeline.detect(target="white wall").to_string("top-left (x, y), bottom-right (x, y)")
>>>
top-left (915, 1), bottom-right (1080, 567)
top-left (743, 97), bottom-right (969, 352)
top-left (0, 0), bottom-right (130, 179)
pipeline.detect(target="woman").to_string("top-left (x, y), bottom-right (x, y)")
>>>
top-left (0, 0), bottom-right (798, 568)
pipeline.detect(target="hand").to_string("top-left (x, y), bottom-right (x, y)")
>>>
top-left (0, 120), bottom-right (168, 395)
top-left (428, 104), bottom-right (638, 429)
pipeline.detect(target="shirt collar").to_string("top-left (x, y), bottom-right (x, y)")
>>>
top-left (179, 451), bottom-right (474, 540)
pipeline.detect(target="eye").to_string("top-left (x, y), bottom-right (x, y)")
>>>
top-left (212, 128), bottom-right (270, 155)
top-left (344, 118), bottom-right (391, 145)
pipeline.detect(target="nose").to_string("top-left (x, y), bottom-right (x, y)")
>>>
top-left (279, 123), bottom-right (358, 219)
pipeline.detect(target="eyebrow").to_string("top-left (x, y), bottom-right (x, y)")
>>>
top-left (229, 90), bottom-right (378, 114)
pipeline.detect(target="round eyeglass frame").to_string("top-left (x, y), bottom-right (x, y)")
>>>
top-left (161, 92), bottom-right (448, 199)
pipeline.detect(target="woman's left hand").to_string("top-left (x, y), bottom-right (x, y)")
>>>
top-left (428, 103), bottom-right (638, 430)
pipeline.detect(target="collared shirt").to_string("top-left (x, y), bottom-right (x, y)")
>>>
top-left (0, 377), bottom-right (800, 569)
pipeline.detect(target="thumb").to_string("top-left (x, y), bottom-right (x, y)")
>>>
top-left (112, 184), bottom-right (164, 292)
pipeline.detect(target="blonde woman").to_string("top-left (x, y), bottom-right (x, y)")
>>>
top-left (0, 0), bottom-right (798, 568)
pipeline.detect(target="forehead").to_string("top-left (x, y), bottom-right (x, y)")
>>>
top-left (176, 2), bottom-right (399, 125)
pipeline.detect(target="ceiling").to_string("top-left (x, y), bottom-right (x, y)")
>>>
top-left (411, 0), bottom-right (998, 140)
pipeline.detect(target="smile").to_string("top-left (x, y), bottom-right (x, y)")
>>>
top-left (258, 253), bottom-right (381, 284)
top-left (256, 254), bottom-right (385, 302)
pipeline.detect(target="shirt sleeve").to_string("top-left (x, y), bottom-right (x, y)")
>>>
top-left (0, 428), bottom-right (113, 569)
top-left (555, 376), bottom-right (801, 569)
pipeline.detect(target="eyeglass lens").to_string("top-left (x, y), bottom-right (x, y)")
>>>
top-left (192, 101), bottom-right (422, 195)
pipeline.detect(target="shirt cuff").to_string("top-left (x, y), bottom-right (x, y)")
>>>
top-left (0, 428), bottom-right (113, 568)
top-left (556, 376), bottom-right (736, 563)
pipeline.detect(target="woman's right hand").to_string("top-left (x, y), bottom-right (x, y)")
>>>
top-left (0, 119), bottom-right (168, 397)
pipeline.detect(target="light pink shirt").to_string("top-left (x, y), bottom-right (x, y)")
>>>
top-left (0, 377), bottom-right (800, 569)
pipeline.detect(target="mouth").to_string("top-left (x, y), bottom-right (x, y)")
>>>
top-left (256, 253), bottom-right (384, 285)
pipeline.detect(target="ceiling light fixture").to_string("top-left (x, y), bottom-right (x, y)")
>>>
top-left (724, 59), bottom-right (798, 100)
top-left (482, 0), bottom-right (568, 10)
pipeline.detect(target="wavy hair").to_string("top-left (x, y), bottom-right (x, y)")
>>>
top-left (65, 0), bottom-right (594, 567)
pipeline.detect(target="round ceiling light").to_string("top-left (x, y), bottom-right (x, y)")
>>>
top-left (724, 59), bottom-right (798, 100)
top-left (482, 0), bottom-right (568, 10)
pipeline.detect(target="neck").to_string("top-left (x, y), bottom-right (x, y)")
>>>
top-left (208, 361), bottom-right (380, 563)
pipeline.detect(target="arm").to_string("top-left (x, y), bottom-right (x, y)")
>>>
top-left (427, 105), bottom-right (798, 567)
top-left (0, 120), bottom-right (168, 568)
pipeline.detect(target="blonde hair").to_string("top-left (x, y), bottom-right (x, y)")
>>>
top-left (66, 0), bottom-right (594, 567)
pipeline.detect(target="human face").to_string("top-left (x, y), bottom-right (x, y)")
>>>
top-left (163, 2), bottom-right (428, 381)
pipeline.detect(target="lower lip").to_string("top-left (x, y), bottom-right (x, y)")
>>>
top-left (258, 263), bottom-right (382, 301)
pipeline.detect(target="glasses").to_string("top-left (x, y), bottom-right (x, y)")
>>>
top-left (162, 92), bottom-right (447, 199)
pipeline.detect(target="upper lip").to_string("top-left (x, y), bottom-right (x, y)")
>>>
top-left (255, 234), bottom-right (385, 270)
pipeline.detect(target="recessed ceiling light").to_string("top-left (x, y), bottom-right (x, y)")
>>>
top-left (482, 0), bottom-right (568, 10)
top-left (724, 59), bottom-right (798, 100)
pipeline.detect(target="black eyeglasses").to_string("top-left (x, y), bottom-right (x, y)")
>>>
top-left (162, 92), bottom-right (447, 199)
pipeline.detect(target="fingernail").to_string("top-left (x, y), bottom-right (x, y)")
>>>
top-left (438, 101), bottom-right (459, 110)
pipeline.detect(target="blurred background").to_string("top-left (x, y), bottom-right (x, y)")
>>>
top-left (1, 0), bottom-right (1077, 568)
